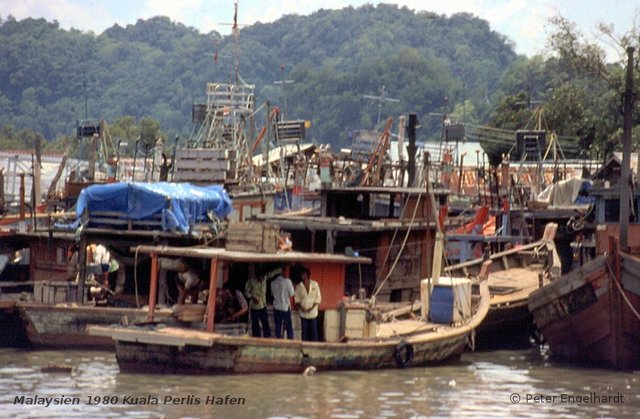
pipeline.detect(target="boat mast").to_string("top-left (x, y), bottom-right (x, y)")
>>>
top-left (619, 46), bottom-right (635, 252)
top-left (363, 83), bottom-right (400, 127)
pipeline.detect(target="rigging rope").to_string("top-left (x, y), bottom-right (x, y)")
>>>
top-left (373, 190), bottom-right (423, 299)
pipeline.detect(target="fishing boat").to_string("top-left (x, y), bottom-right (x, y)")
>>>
top-left (16, 303), bottom-right (179, 349)
top-left (528, 237), bottom-right (640, 369)
top-left (90, 245), bottom-right (491, 374)
top-left (443, 223), bottom-right (561, 349)
top-left (7, 181), bottom-right (234, 349)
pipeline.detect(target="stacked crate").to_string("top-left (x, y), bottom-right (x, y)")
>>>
top-left (225, 222), bottom-right (280, 253)
top-left (173, 148), bottom-right (236, 182)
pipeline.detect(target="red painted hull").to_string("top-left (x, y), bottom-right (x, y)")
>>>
top-left (529, 253), bottom-right (640, 369)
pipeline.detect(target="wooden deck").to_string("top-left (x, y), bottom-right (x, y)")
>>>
top-left (488, 267), bottom-right (543, 306)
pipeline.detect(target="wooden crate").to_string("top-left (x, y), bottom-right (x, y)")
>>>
top-left (225, 222), bottom-right (280, 253)
top-left (173, 147), bottom-right (235, 182)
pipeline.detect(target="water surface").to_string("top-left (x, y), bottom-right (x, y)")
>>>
top-left (0, 347), bottom-right (638, 418)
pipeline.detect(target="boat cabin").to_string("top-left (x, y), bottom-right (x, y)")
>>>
top-left (134, 244), bottom-right (372, 340)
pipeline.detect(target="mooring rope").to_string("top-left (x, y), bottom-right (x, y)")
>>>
top-left (604, 256), bottom-right (640, 322)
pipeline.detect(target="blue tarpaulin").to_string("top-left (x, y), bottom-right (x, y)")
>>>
top-left (72, 182), bottom-right (232, 233)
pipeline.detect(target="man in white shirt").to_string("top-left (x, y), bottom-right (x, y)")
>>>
top-left (270, 267), bottom-right (294, 339)
top-left (294, 266), bottom-right (322, 341)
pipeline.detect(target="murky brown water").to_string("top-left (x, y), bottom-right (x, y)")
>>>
top-left (0, 347), bottom-right (638, 418)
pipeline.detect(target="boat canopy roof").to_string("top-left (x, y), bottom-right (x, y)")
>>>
top-left (74, 182), bottom-right (232, 233)
top-left (129, 245), bottom-right (371, 265)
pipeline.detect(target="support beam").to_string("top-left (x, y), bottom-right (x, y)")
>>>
top-left (146, 253), bottom-right (158, 322)
top-left (206, 258), bottom-right (219, 332)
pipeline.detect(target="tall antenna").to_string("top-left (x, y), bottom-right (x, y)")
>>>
top-left (74, 70), bottom-right (94, 120)
top-left (363, 83), bottom-right (400, 126)
top-left (273, 64), bottom-right (295, 120)
top-left (218, 0), bottom-right (245, 83)
top-left (232, 0), bottom-right (240, 83)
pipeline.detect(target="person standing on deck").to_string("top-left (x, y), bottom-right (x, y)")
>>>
top-left (215, 266), bottom-right (249, 325)
top-left (245, 267), bottom-right (271, 337)
top-left (85, 243), bottom-right (112, 294)
top-left (294, 266), bottom-right (322, 341)
top-left (270, 266), bottom-right (295, 339)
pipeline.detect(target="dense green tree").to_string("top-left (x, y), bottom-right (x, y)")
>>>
top-left (1, 5), bottom-right (637, 164)
top-left (487, 14), bottom-right (640, 164)
top-left (0, 5), bottom-right (518, 149)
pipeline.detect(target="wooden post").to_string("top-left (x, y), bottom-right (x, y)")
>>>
top-left (47, 155), bottom-right (67, 199)
top-left (19, 173), bottom-right (26, 220)
top-left (88, 133), bottom-right (98, 180)
top-left (326, 229), bottom-right (335, 253)
top-left (457, 153), bottom-right (466, 194)
top-left (424, 151), bottom-right (432, 278)
top-left (0, 168), bottom-right (4, 213)
top-left (206, 258), bottom-right (219, 332)
top-left (33, 136), bottom-right (42, 208)
top-left (146, 253), bottom-right (158, 322)
top-left (264, 101), bottom-right (271, 182)
top-left (619, 47), bottom-right (635, 252)
top-left (77, 210), bottom-right (89, 303)
top-left (608, 235), bottom-right (622, 367)
top-left (406, 114), bottom-right (417, 187)
top-left (397, 115), bottom-right (407, 186)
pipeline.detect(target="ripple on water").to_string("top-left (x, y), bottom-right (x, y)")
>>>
top-left (1, 348), bottom-right (638, 418)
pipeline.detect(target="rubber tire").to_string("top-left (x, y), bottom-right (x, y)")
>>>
top-left (392, 340), bottom-right (414, 368)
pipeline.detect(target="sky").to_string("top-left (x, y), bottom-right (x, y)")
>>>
top-left (1, 0), bottom-right (638, 61)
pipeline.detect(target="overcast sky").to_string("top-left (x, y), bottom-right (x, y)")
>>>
top-left (1, 0), bottom-right (638, 61)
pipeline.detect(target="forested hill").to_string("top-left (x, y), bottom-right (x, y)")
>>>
top-left (0, 4), bottom-right (518, 148)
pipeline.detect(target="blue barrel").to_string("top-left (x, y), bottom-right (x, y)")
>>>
top-left (429, 285), bottom-right (454, 324)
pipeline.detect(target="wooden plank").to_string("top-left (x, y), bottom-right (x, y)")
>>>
top-left (529, 259), bottom-right (607, 310)
top-left (175, 148), bottom-right (228, 159)
top-left (173, 171), bottom-right (227, 181)
top-left (225, 242), bottom-right (277, 252)
top-left (621, 270), bottom-right (640, 297)
top-left (227, 232), bottom-right (266, 240)
top-left (228, 222), bottom-right (279, 231)
top-left (88, 326), bottom-right (216, 347)
top-left (225, 243), bottom-right (265, 253)
top-left (174, 159), bottom-right (231, 170)
top-left (89, 218), bottom-right (162, 227)
top-left (128, 245), bottom-right (372, 264)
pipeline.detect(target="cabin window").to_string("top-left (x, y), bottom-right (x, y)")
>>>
top-left (604, 199), bottom-right (620, 222)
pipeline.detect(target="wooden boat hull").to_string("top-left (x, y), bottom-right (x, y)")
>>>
top-left (90, 279), bottom-right (490, 375)
top-left (529, 253), bottom-right (640, 369)
top-left (474, 300), bottom-right (534, 350)
top-left (113, 332), bottom-right (467, 375)
top-left (444, 232), bottom-right (559, 349)
top-left (17, 303), bottom-right (175, 349)
top-left (0, 301), bottom-right (29, 347)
